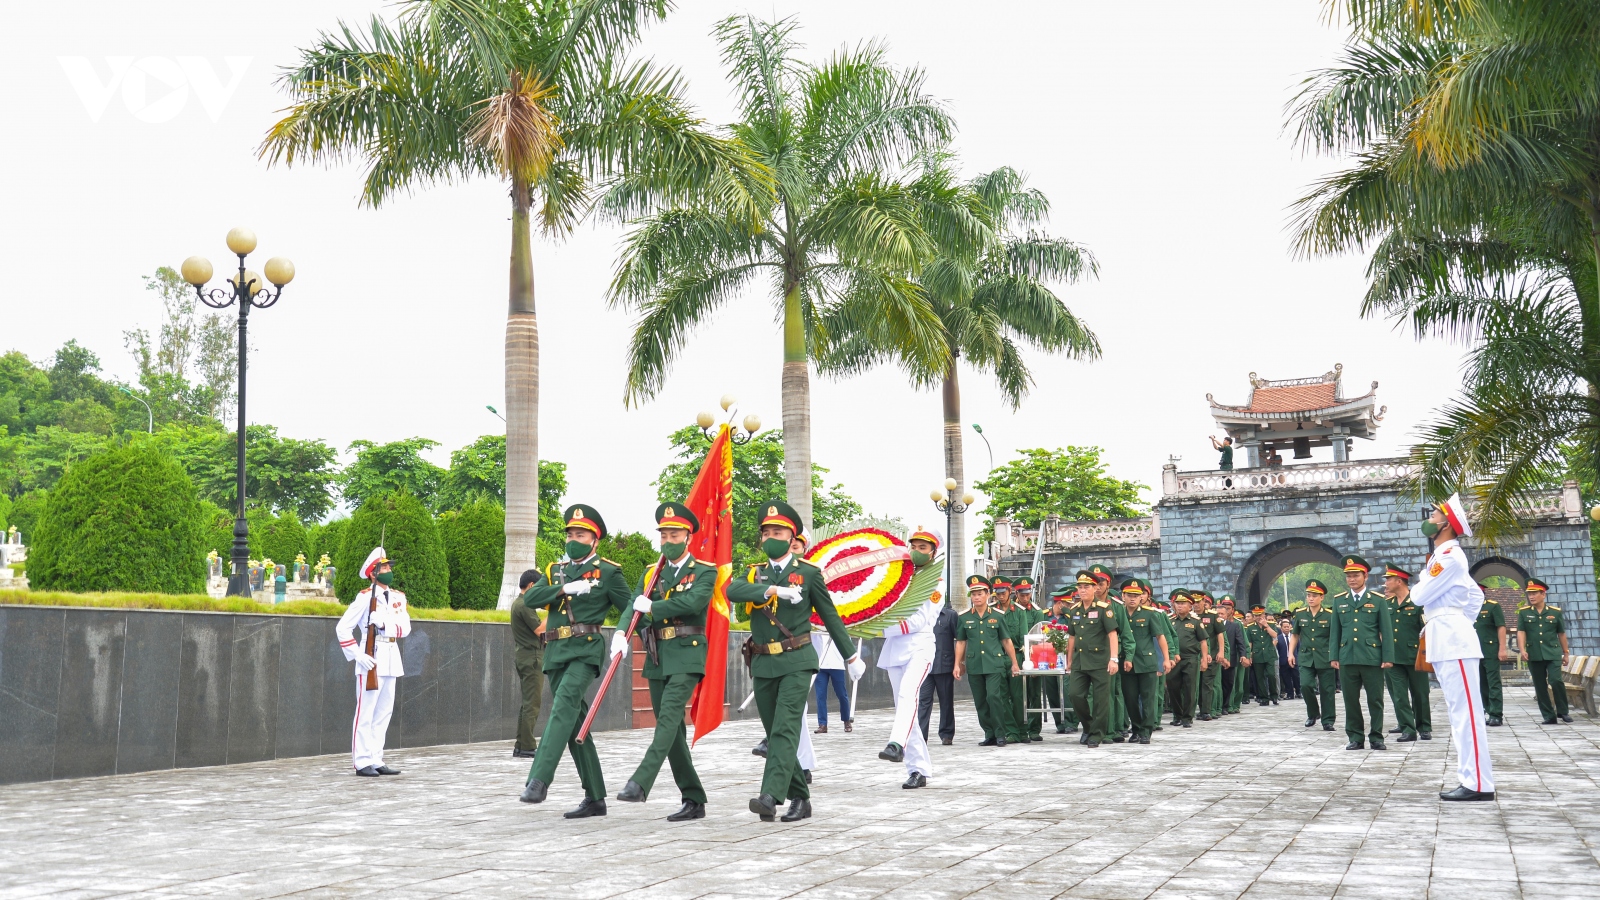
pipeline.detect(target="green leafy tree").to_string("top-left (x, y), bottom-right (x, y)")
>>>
top-left (248, 508), bottom-right (308, 565)
top-left (612, 14), bottom-right (952, 530)
top-left (28, 443), bottom-right (206, 593)
top-left (6, 490), bottom-right (48, 540)
top-left (334, 491), bottom-right (449, 607)
top-left (154, 423), bottom-right (338, 521)
top-left (197, 499), bottom-right (235, 558)
top-left (440, 499), bottom-right (507, 610)
top-left (123, 267), bottom-right (238, 425)
top-left (974, 447), bottom-right (1147, 545)
top-left (654, 425), bottom-right (861, 564)
top-left (307, 517), bottom-right (349, 567)
top-left (339, 437), bottom-right (446, 511)
top-left (435, 433), bottom-right (569, 538)
top-left (596, 531), bottom-right (659, 599)
top-left (264, 0), bottom-right (762, 608)
top-left (0, 426), bottom-right (110, 497)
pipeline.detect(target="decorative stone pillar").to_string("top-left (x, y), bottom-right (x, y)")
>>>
top-left (1162, 463), bottom-right (1179, 495)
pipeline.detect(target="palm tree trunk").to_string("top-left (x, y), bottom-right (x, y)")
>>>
top-left (500, 185), bottom-right (540, 608)
top-left (942, 356), bottom-right (967, 610)
top-left (781, 279), bottom-right (812, 531)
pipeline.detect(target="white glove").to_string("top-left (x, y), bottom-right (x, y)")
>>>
top-left (355, 652), bottom-right (377, 672)
top-left (846, 655), bottom-right (867, 682)
top-left (610, 630), bottom-right (631, 656)
top-left (562, 579), bottom-right (594, 596)
top-left (775, 586), bottom-right (804, 605)
top-left (369, 607), bottom-right (390, 630)
top-left (633, 595), bottom-right (653, 615)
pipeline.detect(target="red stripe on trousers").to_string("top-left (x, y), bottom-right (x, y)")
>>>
top-left (1458, 659), bottom-right (1481, 793)
top-left (352, 676), bottom-right (364, 770)
top-left (899, 660), bottom-right (933, 744)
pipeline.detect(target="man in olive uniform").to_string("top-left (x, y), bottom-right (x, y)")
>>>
top-left (1043, 586), bottom-right (1076, 733)
top-left (954, 575), bottom-right (1022, 746)
top-left (991, 578), bottom-right (1030, 743)
top-left (1328, 554), bottom-right (1395, 750)
top-left (1088, 565), bottom-right (1134, 742)
top-left (1013, 577), bottom-right (1049, 741)
top-left (1245, 607), bottom-right (1277, 706)
top-left (726, 501), bottom-right (863, 822)
top-left (510, 568), bottom-right (545, 758)
top-left (1167, 591), bottom-right (1207, 727)
top-left (1381, 563), bottom-right (1431, 742)
top-left (1066, 570), bottom-right (1120, 748)
top-left (1149, 592), bottom-right (1177, 728)
top-left (1119, 579), bottom-right (1169, 744)
top-left (614, 503), bottom-right (715, 821)
top-left (518, 506), bottom-right (632, 817)
top-left (1288, 581), bottom-right (1337, 731)
top-left (1517, 577), bottom-right (1572, 724)
top-left (1474, 583), bottom-right (1510, 726)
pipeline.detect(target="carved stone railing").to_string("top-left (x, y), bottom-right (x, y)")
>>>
top-left (991, 514), bottom-right (1160, 558)
top-left (1163, 458), bottom-right (1414, 497)
top-left (1511, 481), bottom-right (1584, 523)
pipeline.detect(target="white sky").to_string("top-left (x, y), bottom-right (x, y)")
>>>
top-left (0, 1), bottom-right (1468, 539)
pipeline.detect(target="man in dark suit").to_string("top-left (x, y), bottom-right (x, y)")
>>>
top-left (1276, 614), bottom-right (1300, 699)
top-left (918, 600), bottom-right (959, 745)
top-left (1217, 597), bottom-right (1248, 715)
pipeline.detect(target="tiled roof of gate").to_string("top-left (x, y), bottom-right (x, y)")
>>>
top-left (1245, 382), bottom-right (1339, 413)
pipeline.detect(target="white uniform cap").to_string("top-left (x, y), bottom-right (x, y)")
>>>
top-left (1441, 493), bottom-right (1474, 538)
top-left (907, 526), bottom-right (944, 550)
top-left (361, 546), bottom-right (390, 580)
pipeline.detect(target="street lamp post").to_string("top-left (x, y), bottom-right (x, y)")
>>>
top-left (971, 423), bottom-right (993, 475)
top-left (697, 394), bottom-right (762, 445)
top-left (179, 227), bottom-right (294, 598)
top-left (931, 478), bottom-right (976, 608)
top-left (118, 386), bottom-right (153, 433)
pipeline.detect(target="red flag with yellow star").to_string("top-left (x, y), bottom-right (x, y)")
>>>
top-left (684, 423), bottom-right (733, 744)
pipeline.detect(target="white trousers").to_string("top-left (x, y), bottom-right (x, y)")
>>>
top-left (886, 649), bottom-right (934, 777)
top-left (798, 686), bottom-right (816, 770)
top-left (352, 675), bottom-right (396, 770)
top-left (1437, 657), bottom-right (1494, 793)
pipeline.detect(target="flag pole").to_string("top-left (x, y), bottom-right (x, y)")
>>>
top-left (575, 556), bottom-right (665, 744)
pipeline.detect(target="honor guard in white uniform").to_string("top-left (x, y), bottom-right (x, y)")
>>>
top-left (338, 547), bottom-right (411, 776)
top-left (1412, 493), bottom-right (1495, 801)
top-left (876, 526), bottom-right (945, 788)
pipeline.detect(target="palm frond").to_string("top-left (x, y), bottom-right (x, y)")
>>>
top-left (621, 261), bottom-right (775, 405)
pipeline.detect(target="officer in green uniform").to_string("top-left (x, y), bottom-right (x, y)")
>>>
top-left (510, 568), bottom-right (545, 758)
top-left (1381, 563), bottom-right (1431, 742)
top-left (1066, 569), bottom-right (1120, 747)
top-left (1149, 594), bottom-right (1177, 728)
top-left (1245, 607), bottom-right (1276, 705)
top-left (1044, 586), bottom-right (1075, 733)
top-left (614, 503), bottom-right (715, 821)
top-left (1087, 565), bottom-right (1132, 742)
top-left (726, 501), bottom-right (861, 822)
top-left (992, 578), bottom-right (1030, 743)
top-left (518, 505), bottom-right (632, 817)
top-left (1119, 578), bottom-right (1169, 744)
top-left (1013, 577), bottom-right (1049, 740)
top-left (1473, 584), bottom-right (1509, 726)
top-left (1288, 581), bottom-right (1336, 731)
top-left (954, 575), bottom-right (1022, 746)
top-left (1517, 578), bottom-right (1572, 724)
top-left (1328, 554), bottom-right (1394, 750)
top-left (1167, 590), bottom-right (1207, 727)
top-left (1193, 591), bottom-right (1223, 721)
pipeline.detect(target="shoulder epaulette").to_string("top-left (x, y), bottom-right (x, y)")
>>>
top-left (694, 557), bottom-right (716, 568)
top-left (1549, 605), bottom-right (1562, 611)
top-left (1333, 591), bottom-right (1350, 599)
top-left (797, 559), bottom-right (822, 571)
top-left (1484, 598), bottom-right (1499, 605)
top-left (600, 557), bottom-right (621, 567)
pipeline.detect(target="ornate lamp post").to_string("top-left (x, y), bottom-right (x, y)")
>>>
top-left (179, 227), bottom-right (294, 598)
top-left (931, 478), bottom-right (976, 607)
top-left (697, 394), bottom-right (762, 444)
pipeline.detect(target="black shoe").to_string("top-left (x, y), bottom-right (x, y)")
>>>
top-left (1271, 700), bottom-right (1279, 706)
top-left (749, 793), bottom-right (778, 821)
top-left (616, 780), bottom-right (645, 803)
top-left (1561, 715), bottom-right (1574, 723)
top-left (1180, 721), bottom-right (1192, 728)
top-left (1388, 727), bottom-right (1404, 734)
top-left (941, 737), bottom-right (953, 745)
top-left (1079, 733), bottom-right (1090, 745)
top-left (1396, 733), bottom-right (1416, 743)
top-left (979, 738), bottom-right (997, 747)
top-left (996, 737), bottom-right (1007, 747)
top-left (780, 797), bottom-right (812, 822)
top-left (375, 765), bottom-right (401, 775)
top-left (1258, 701), bottom-right (1269, 707)
top-left (1112, 734), bottom-right (1126, 743)
top-left (879, 742), bottom-right (904, 763)
top-left (1139, 735), bottom-right (1151, 744)
top-left (666, 800), bottom-right (705, 821)
top-left (519, 778), bottom-right (548, 803)
top-left (1323, 724), bottom-right (1335, 731)
top-left (1440, 786), bottom-right (1495, 802)
top-left (1487, 716), bottom-right (1503, 727)
top-left (1055, 725), bottom-right (1068, 735)
top-left (1086, 740), bottom-right (1101, 748)
top-left (902, 772), bottom-right (927, 789)
top-left (355, 766), bottom-right (380, 777)
top-left (1420, 732), bottom-right (1432, 740)
top-left (1305, 719), bottom-right (1316, 728)
top-left (1370, 740), bottom-right (1386, 750)
top-left (1198, 714), bottom-right (1212, 721)
top-left (1345, 741), bottom-right (1364, 750)
top-left (1154, 725), bottom-right (1163, 730)
top-left (1542, 718), bottom-right (1557, 725)
top-left (563, 797), bottom-right (606, 819)
top-left (803, 769), bottom-right (811, 784)
top-left (752, 739), bottom-right (768, 758)
top-left (1030, 734), bottom-right (1043, 742)
top-left (511, 747), bottom-right (537, 759)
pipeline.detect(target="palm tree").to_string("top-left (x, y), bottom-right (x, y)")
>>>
top-left (609, 14), bottom-right (952, 529)
top-left (261, 0), bottom-right (760, 606)
top-left (817, 160), bottom-right (1099, 584)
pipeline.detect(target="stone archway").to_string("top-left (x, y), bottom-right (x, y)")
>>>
top-left (1234, 536), bottom-right (1343, 610)
top-left (1470, 555), bottom-right (1529, 588)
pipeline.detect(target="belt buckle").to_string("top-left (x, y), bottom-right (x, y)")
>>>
top-left (660, 626), bottom-right (676, 640)
top-left (557, 625), bottom-right (572, 640)
top-left (767, 641), bottom-right (784, 655)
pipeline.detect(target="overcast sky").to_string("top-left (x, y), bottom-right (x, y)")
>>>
top-left (1, 1), bottom-right (1469, 540)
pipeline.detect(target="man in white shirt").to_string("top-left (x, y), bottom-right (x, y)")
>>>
top-left (337, 547), bottom-right (411, 777)
top-left (876, 527), bottom-right (944, 788)
top-left (1412, 493), bottom-right (1495, 801)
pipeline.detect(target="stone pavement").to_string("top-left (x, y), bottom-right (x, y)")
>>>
top-left (2, 684), bottom-right (1598, 900)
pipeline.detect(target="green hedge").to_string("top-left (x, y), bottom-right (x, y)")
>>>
top-left (198, 500), bottom-right (236, 558)
top-left (0, 589), bottom-right (508, 621)
top-left (334, 491), bottom-right (449, 608)
top-left (28, 443), bottom-right (206, 594)
top-left (7, 490), bottom-right (47, 541)
top-left (440, 499), bottom-right (505, 610)
top-left (249, 508), bottom-right (307, 565)
top-left (307, 518), bottom-right (348, 566)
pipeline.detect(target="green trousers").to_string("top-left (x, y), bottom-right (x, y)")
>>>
top-left (1121, 670), bottom-right (1158, 739)
top-left (1110, 671), bottom-right (1128, 738)
top-left (969, 671), bottom-right (1011, 741)
top-left (1339, 664), bottom-right (1386, 744)
top-left (1168, 658), bottom-right (1199, 723)
top-left (527, 661), bottom-right (605, 798)
top-left (514, 645), bottom-right (545, 752)
top-left (1068, 664), bottom-right (1112, 741)
top-left (753, 671), bottom-right (811, 800)
top-left (1198, 663), bottom-right (1218, 717)
top-left (1385, 664), bottom-right (1432, 736)
top-left (1529, 659), bottom-right (1569, 720)
top-left (1225, 662), bottom-right (1244, 713)
top-left (1477, 658), bottom-right (1504, 717)
top-left (1005, 670), bottom-right (1028, 740)
top-left (630, 674), bottom-right (706, 804)
top-left (1252, 660), bottom-right (1278, 702)
top-left (1300, 666), bottom-right (1337, 726)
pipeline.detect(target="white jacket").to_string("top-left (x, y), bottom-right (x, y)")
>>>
top-left (878, 573), bottom-right (945, 670)
top-left (338, 587), bottom-right (412, 678)
top-left (1411, 539), bottom-right (1484, 663)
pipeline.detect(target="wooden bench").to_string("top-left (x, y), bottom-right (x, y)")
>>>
top-left (1564, 656), bottom-right (1600, 716)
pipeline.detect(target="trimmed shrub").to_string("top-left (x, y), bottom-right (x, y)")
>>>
top-left (198, 500), bottom-right (236, 558)
top-left (597, 531), bottom-right (660, 595)
top-left (29, 444), bottom-right (206, 594)
top-left (440, 499), bottom-right (506, 610)
top-left (0, 491), bottom-right (10, 531)
top-left (8, 490), bottom-right (48, 541)
top-left (333, 491), bottom-right (448, 607)
top-left (307, 518), bottom-right (348, 566)
top-left (249, 508), bottom-right (307, 565)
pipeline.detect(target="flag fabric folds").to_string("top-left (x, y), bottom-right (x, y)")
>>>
top-left (684, 423), bottom-right (733, 744)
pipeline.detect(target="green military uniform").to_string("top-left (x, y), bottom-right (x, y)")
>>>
top-left (1119, 580), bottom-right (1164, 743)
top-left (1291, 589), bottom-right (1336, 727)
top-left (1168, 595), bottom-right (1206, 725)
top-left (520, 505), bottom-right (632, 805)
top-left (1013, 579), bottom-right (1050, 739)
top-left (1382, 564), bottom-right (1431, 740)
top-left (1043, 590), bottom-right (1074, 733)
top-left (1328, 556), bottom-right (1395, 747)
top-left (1245, 615), bottom-right (1277, 704)
top-left (1194, 594), bottom-right (1222, 720)
top-left (1151, 602), bottom-right (1177, 724)
top-left (725, 502), bottom-right (856, 817)
top-left (995, 585), bottom-right (1031, 743)
top-left (1473, 594), bottom-right (1507, 721)
top-left (1517, 585), bottom-right (1569, 721)
top-left (1086, 566), bottom-right (1128, 741)
top-left (1067, 586), bottom-right (1119, 747)
top-left (509, 581), bottom-right (546, 754)
top-left (620, 503), bottom-right (716, 810)
top-left (955, 576), bottom-right (1018, 744)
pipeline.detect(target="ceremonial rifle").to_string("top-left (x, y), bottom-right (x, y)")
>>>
top-left (363, 586), bottom-right (379, 691)
top-left (575, 554), bottom-right (666, 744)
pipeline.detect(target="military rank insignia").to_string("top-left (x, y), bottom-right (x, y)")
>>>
top-left (788, 572), bottom-right (803, 586)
